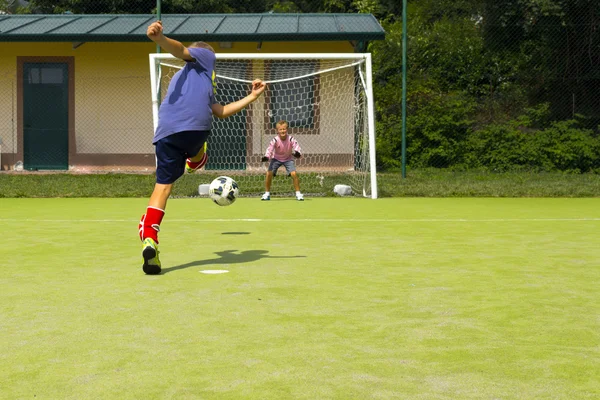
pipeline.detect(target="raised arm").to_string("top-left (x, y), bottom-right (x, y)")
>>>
top-left (147, 21), bottom-right (193, 61)
top-left (212, 79), bottom-right (266, 119)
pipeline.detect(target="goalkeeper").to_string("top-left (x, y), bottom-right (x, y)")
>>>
top-left (261, 120), bottom-right (304, 201)
top-left (139, 20), bottom-right (266, 275)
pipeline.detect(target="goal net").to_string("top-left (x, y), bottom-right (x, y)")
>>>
top-left (149, 53), bottom-right (378, 198)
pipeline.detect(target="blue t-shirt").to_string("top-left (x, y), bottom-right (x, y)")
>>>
top-left (153, 47), bottom-right (217, 144)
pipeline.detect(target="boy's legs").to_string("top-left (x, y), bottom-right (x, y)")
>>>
top-left (140, 131), bottom-right (209, 274)
top-left (262, 159), bottom-right (282, 200)
top-left (261, 171), bottom-right (273, 200)
top-left (189, 142), bottom-right (207, 162)
top-left (185, 142), bottom-right (208, 173)
top-left (149, 183), bottom-right (172, 210)
top-left (284, 161), bottom-right (303, 201)
top-left (139, 183), bottom-right (173, 275)
top-left (265, 170), bottom-right (274, 191)
top-left (290, 171), bottom-right (301, 191)
top-left (138, 183), bottom-right (173, 274)
top-left (139, 184), bottom-right (171, 244)
top-left (290, 171), bottom-right (303, 200)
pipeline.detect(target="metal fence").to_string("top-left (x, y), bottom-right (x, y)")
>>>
top-left (0, 0), bottom-right (384, 174)
top-left (2, 1), bottom-right (600, 174)
top-left (375, 1), bottom-right (600, 173)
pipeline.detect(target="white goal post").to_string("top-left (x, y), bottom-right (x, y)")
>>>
top-left (149, 53), bottom-right (378, 199)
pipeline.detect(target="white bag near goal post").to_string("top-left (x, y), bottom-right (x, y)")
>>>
top-left (149, 53), bottom-right (378, 199)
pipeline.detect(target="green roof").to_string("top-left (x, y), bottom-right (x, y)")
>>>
top-left (0, 13), bottom-right (385, 42)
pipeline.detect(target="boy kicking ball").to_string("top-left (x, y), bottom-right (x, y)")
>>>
top-left (139, 20), bottom-right (266, 275)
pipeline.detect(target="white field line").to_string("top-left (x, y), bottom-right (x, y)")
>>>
top-left (0, 218), bottom-right (600, 223)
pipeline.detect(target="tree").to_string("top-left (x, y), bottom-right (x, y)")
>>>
top-left (1, 0), bottom-right (30, 13)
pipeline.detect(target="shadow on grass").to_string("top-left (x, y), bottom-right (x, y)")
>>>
top-left (161, 249), bottom-right (306, 274)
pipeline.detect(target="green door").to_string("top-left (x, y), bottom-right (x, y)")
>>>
top-left (23, 63), bottom-right (69, 170)
top-left (207, 61), bottom-right (247, 170)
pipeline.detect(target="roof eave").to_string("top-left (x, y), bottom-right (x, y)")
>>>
top-left (0, 32), bottom-right (385, 42)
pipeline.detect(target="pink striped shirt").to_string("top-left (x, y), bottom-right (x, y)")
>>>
top-left (264, 135), bottom-right (302, 162)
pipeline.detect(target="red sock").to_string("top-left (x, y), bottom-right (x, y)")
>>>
top-left (186, 153), bottom-right (208, 170)
top-left (138, 206), bottom-right (165, 243)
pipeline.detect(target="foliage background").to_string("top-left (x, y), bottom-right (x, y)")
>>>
top-left (371, 0), bottom-right (600, 173)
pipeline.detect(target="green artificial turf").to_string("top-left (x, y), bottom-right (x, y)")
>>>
top-left (1, 198), bottom-right (599, 399)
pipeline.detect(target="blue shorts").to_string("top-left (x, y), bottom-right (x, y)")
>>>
top-left (268, 159), bottom-right (296, 176)
top-left (154, 130), bottom-right (210, 184)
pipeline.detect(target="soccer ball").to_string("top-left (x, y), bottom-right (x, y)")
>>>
top-left (209, 176), bottom-right (239, 206)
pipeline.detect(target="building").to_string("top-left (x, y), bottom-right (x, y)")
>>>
top-left (0, 14), bottom-right (385, 171)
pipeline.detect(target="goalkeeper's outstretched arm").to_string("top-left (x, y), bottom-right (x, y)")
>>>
top-left (212, 79), bottom-right (266, 118)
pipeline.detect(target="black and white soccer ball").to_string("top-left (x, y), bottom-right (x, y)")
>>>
top-left (208, 176), bottom-right (239, 206)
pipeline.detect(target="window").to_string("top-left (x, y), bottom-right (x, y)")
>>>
top-left (27, 66), bottom-right (65, 85)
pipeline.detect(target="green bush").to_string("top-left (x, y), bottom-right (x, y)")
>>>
top-left (532, 121), bottom-right (600, 173)
top-left (463, 119), bottom-right (600, 172)
top-left (463, 123), bottom-right (530, 171)
top-left (406, 90), bottom-right (476, 168)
